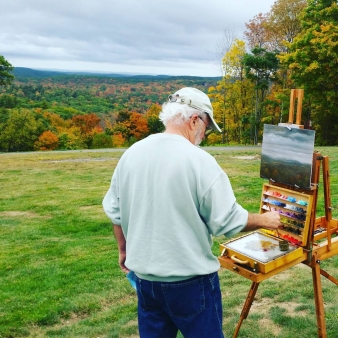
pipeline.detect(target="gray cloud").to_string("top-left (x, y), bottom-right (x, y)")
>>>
top-left (0, 0), bottom-right (276, 76)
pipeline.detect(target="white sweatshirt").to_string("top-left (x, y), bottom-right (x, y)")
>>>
top-left (103, 133), bottom-right (248, 281)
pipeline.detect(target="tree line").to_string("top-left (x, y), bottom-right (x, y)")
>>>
top-left (1, 0), bottom-right (338, 151)
top-left (0, 73), bottom-right (218, 151)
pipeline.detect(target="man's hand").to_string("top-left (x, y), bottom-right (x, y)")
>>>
top-left (258, 211), bottom-right (281, 230)
top-left (118, 252), bottom-right (130, 273)
top-left (245, 211), bottom-right (281, 231)
top-left (113, 224), bottom-right (130, 274)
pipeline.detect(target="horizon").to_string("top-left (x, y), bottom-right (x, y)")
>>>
top-left (12, 66), bottom-right (222, 78)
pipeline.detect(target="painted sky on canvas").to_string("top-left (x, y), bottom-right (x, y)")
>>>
top-left (261, 125), bottom-right (315, 165)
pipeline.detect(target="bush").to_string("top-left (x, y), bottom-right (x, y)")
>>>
top-left (91, 133), bottom-right (113, 149)
top-left (112, 133), bottom-right (126, 147)
top-left (34, 130), bottom-right (59, 150)
top-left (206, 133), bottom-right (222, 145)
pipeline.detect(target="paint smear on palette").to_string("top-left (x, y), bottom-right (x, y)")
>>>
top-left (245, 240), bottom-right (278, 252)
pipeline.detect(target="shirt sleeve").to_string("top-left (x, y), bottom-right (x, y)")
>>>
top-left (102, 172), bottom-right (121, 225)
top-left (199, 172), bottom-right (248, 237)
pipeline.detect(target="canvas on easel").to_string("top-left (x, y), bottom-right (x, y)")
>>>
top-left (260, 124), bottom-right (315, 189)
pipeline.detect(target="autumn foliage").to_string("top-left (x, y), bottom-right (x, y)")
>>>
top-left (34, 130), bottom-right (59, 150)
top-left (0, 103), bottom-right (163, 151)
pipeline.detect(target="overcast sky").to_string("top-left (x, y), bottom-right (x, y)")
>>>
top-left (1, 0), bottom-right (277, 77)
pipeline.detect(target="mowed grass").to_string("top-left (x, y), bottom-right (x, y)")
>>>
top-left (0, 147), bottom-right (337, 338)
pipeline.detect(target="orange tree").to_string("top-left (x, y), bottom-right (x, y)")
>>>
top-left (34, 130), bottom-right (59, 150)
top-left (111, 111), bottom-right (149, 145)
top-left (71, 113), bottom-right (102, 148)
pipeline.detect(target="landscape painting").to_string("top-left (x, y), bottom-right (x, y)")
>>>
top-left (260, 125), bottom-right (315, 189)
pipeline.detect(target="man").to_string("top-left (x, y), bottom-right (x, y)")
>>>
top-left (103, 87), bottom-right (281, 338)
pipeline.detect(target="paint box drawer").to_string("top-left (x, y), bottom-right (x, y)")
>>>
top-left (219, 231), bottom-right (304, 274)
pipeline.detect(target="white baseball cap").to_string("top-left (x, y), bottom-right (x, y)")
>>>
top-left (168, 87), bottom-right (222, 132)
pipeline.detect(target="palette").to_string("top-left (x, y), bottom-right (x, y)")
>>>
top-left (225, 232), bottom-right (298, 263)
top-left (222, 231), bottom-right (303, 273)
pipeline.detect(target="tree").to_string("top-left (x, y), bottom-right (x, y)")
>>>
top-left (243, 0), bottom-right (307, 126)
top-left (145, 104), bottom-right (164, 135)
top-left (91, 133), bottom-right (113, 149)
top-left (0, 56), bottom-right (14, 86)
top-left (44, 112), bottom-right (71, 132)
top-left (71, 113), bottom-right (102, 148)
top-left (112, 133), bottom-right (126, 147)
top-left (34, 130), bottom-right (59, 150)
top-left (222, 39), bottom-right (247, 80)
top-left (243, 47), bottom-right (280, 143)
top-left (72, 113), bottom-right (101, 135)
top-left (0, 109), bottom-right (44, 152)
top-left (0, 94), bottom-right (18, 108)
top-left (280, 0), bottom-right (338, 145)
top-left (111, 112), bottom-right (148, 145)
top-left (266, 0), bottom-right (307, 53)
top-left (265, 0), bottom-right (308, 117)
top-left (209, 81), bottom-right (229, 144)
top-left (57, 126), bottom-right (85, 150)
top-left (244, 1), bottom-right (306, 53)
top-left (209, 39), bottom-right (255, 144)
top-left (127, 112), bottom-right (149, 141)
top-left (223, 39), bottom-right (253, 144)
top-left (244, 13), bottom-right (270, 50)
top-left (214, 27), bottom-right (236, 76)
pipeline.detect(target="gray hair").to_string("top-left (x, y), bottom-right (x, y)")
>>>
top-left (159, 102), bottom-right (207, 127)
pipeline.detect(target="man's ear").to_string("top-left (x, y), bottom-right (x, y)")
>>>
top-left (189, 114), bottom-right (199, 130)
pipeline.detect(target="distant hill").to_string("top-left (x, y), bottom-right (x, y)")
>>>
top-left (2, 67), bottom-right (221, 117)
top-left (13, 67), bottom-right (221, 81)
top-left (13, 67), bottom-right (66, 78)
top-left (12, 67), bottom-right (134, 79)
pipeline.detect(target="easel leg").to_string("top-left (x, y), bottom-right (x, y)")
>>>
top-left (320, 268), bottom-right (338, 286)
top-left (232, 282), bottom-right (260, 338)
top-left (312, 255), bottom-right (327, 337)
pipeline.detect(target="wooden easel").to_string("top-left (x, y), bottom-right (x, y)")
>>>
top-left (219, 90), bottom-right (338, 337)
top-left (289, 88), bottom-right (304, 127)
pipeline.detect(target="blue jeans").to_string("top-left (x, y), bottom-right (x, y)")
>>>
top-left (135, 272), bottom-right (224, 338)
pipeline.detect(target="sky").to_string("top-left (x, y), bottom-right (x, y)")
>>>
top-left (1, 0), bottom-right (277, 77)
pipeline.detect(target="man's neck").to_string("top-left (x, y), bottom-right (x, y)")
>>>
top-left (164, 126), bottom-right (192, 143)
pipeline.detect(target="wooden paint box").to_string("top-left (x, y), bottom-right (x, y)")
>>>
top-left (219, 183), bottom-right (314, 274)
top-left (220, 231), bottom-right (304, 273)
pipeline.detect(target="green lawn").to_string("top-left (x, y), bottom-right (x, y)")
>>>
top-left (0, 147), bottom-right (337, 337)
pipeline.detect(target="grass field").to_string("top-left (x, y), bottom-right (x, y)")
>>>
top-left (1, 146), bottom-right (338, 338)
